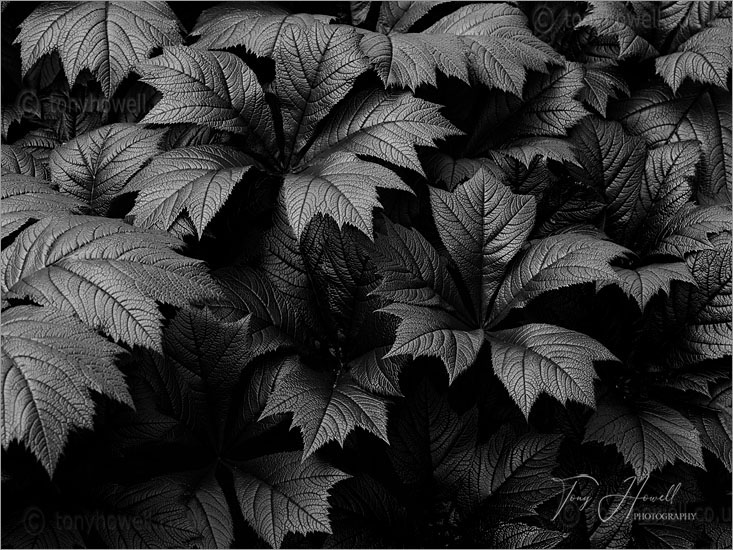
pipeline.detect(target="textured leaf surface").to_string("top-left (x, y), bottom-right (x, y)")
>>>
top-left (467, 64), bottom-right (588, 162)
top-left (487, 523), bottom-right (567, 548)
top-left (233, 452), bottom-right (349, 548)
top-left (94, 477), bottom-right (200, 548)
top-left (0, 174), bottom-right (86, 238)
top-left (577, 2), bottom-right (658, 62)
top-left (273, 21), bottom-right (368, 160)
top-left (568, 117), bottom-right (646, 246)
top-left (614, 262), bottom-right (695, 310)
top-left (49, 124), bottom-right (165, 214)
top-left (613, 85), bottom-right (731, 205)
top-left (1, 305), bottom-right (132, 475)
top-left (430, 167), bottom-right (536, 322)
top-left (283, 152), bottom-right (410, 238)
top-left (2, 216), bottom-right (214, 350)
top-left (458, 426), bottom-right (562, 511)
top-left (359, 30), bottom-right (467, 91)
top-left (137, 47), bottom-right (275, 154)
top-left (651, 203), bottom-right (731, 257)
top-left (187, 470), bottom-right (234, 549)
top-left (390, 380), bottom-right (477, 487)
top-left (487, 323), bottom-right (615, 418)
top-left (1, 144), bottom-right (46, 178)
top-left (489, 234), bottom-right (625, 326)
top-left (15, 1), bottom-right (182, 96)
top-left (584, 392), bottom-right (705, 478)
top-left (261, 366), bottom-right (388, 458)
top-left (426, 3), bottom-right (560, 95)
top-left (305, 88), bottom-right (459, 174)
top-left (656, 17), bottom-right (732, 91)
top-left (377, 1), bottom-right (447, 33)
top-left (126, 145), bottom-right (253, 238)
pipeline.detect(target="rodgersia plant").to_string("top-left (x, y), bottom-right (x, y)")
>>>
top-left (1, 1), bottom-right (730, 548)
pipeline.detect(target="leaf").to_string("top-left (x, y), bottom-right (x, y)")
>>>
top-left (305, 88), bottom-right (460, 174)
top-left (655, 2), bottom-right (731, 52)
top-left (377, 1), bottom-right (448, 33)
top-left (426, 3), bottom-right (561, 95)
top-left (577, 2), bottom-right (658, 62)
top-left (458, 426), bottom-right (562, 512)
top-left (358, 30), bottom-right (468, 91)
top-left (233, 451), bottom-right (349, 548)
top-left (191, 5), bottom-right (331, 57)
top-left (282, 152), bottom-right (410, 238)
top-left (466, 64), bottom-right (588, 163)
top-left (656, 17), bottom-right (732, 92)
top-left (686, 380), bottom-right (732, 472)
top-left (612, 84), bottom-right (731, 205)
top-left (0, 174), bottom-right (86, 238)
top-left (15, 1), bottom-right (182, 97)
top-left (487, 522), bottom-right (567, 548)
top-left (186, 469), bottom-right (234, 549)
top-left (371, 222), bottom-right (482, 382)
top-left (1, 144), bottom-right (46, 178)
top-left (261, 365), bottom-right (389, 458)
top-left (579, 65), bottom-right (630, 117)
top-left (486, 323), bottom-right (615, 418)
top-left (638, 141), bottom-right (701, 254)
top-left (389, 379), bottom-right (477, 487)
top-left (137, 46), bottom-right (275, 155)
top-left (488, 233), bottom-right (625, 326)
top-left (1, 305), bottom-right (132, 475)
top-left (348, 345), bottom-right (404, 397)
top-left (568, 117), bottom-right (647, 246)
top-left (2, 215), bottom-right (214, 350)
top-left (273, 21), bottom-right (367, 161)
top-left (430, 166), bottom-right (536, 322)
top-left (650, 203), bottom-right (730, 257)
top-left (49, 124), bottom-right (165, 214)
top-left (584, 392), bottom-right (705, 478)
top-left (126, 145), bottom-right (253, 238)
top-left (350, 1), bottom-right (372, 26)
top-left (613, 262), bottom-right (695, 310)
top-left (93, 477), bottom-right (200, 548)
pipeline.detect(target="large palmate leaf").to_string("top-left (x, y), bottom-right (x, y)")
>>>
top-left (15, 1), bottom-right (182, 96)
top-left (656, 13), bottom-right (732, 91)
top-left (458, 427), bottom-right (562, 513)
top-left (486, 323), bottom-right (616, 418)
top-left (488, 233), bottom-right (625, 326)
top-left (283, 153), bottom-right (410, 238)
top-left (304, 88), bottom-right (460, 174)
top-left (233, 452), bottom-right (349, 548)
top-left (261, 365), bottom-right (389, 458)
top-left (49, 124), bottom-right (165, 214)
top-left (2, 215), bottom-right (214, 350)
top-left (273, 21), bottom-right (368, 160)
top-left (429, 167), bottom-right (536, 322)
top-left (466, 64), bottom-right (588, 164)
top-left (0, 174), bottom-right (86, 238)
top-left (371, 222), bottom-right (483, 382)
top-left (1, 305), bottom-right (132, 475)
top-left (137, 46), bottom-right (275, 155)
top-left (584, 392), bottom-right (705, 478)
top-left (425, 3), bottom-right (561, 95)
top-left (612, 84), bottom-right (731, 205)
top-left (125, 145), bottom-right (254, 238)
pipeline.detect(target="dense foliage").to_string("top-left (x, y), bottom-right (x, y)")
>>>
top-left (1, 1), bottom-right (731, 548)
